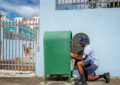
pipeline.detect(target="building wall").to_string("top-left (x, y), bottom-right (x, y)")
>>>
top-left (0, 12), bottom-right (10, 21)
top-left (37, 0), bottom-right (120, 76)
top-left (14, 16), bottom-right (39, 30)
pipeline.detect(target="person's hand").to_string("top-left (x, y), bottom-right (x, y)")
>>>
top-left (70, 53), bottom-right (75, 58)
top-left (70, 53), bottom-right (74, 57)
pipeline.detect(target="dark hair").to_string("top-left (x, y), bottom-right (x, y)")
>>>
top-left (76, 51), bottom-right (83, 55)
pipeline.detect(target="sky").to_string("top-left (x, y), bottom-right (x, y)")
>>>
top-left (0, 0), bottom-right (40, 19)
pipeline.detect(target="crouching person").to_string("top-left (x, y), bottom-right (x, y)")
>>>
top-left (71, 37), bottom-right (110, 85)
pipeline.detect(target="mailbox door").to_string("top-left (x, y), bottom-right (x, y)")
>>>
top-left (44, 31), bottom-right (71, 75)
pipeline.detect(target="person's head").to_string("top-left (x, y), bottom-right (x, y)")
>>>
top-left (80, 43), bottom-right (85, 47)
top-left (78, 37), bottom-right (89, 47)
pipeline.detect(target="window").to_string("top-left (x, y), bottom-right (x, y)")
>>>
top-left (56, 0), bottom-right (120, 10)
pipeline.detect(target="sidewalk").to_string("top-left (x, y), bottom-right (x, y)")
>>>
top-left (0, 70), bottom-right (120, 85)
top-left (0, 77), bottom-right (120, 85)
top-left (0, 70), bottom-right (36, 77)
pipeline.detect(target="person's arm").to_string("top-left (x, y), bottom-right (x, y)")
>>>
top-left (75, 55), bottom-right (84, 61)
top-left (71, 53), bottom-right (88, 61)
top-left (71, 53), bottom-right (84, 61)
top-left (75, 54), bottom-right (88, 61)
top-left (81, 54), bottom-right (88, 60)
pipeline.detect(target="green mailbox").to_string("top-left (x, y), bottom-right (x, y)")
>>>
top-left (44, 31), bottom-right (72, 83)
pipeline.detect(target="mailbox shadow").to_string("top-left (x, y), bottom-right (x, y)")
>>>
top-left (47, 75), bottom-right (68, 81)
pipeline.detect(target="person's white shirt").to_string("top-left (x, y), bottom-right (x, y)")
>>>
top-left (83, 44), bottom-right (99, 66)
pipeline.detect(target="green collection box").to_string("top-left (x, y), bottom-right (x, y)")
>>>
top-left (44, 31), bottom-right (72, 83)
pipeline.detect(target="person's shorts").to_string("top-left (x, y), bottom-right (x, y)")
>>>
top-left (82, 58), bottom-right (98, 77)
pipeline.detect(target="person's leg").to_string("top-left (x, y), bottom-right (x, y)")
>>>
top-left (87, 73), bottom-right (110, 83)
top-left (75, 58), bottom-right (92, 85)
top-left (87, 74), bottom-right (100, 81)
top-left (86, 64), bottom-right (110, 83)
top-left (77, 62), bottom-right (86, 81)
top-left (77, 62), bottom-right (84, 74)
top-left (75, 61), bottom-right (87, 85)
top-left (85, 64), bottom-right (100, 81)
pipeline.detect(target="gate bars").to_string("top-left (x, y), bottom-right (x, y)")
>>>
top-left (0, 16), bottom-right (39, 71)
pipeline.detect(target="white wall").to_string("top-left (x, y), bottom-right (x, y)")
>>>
top-left (36, 0), bottom-right (120, 76)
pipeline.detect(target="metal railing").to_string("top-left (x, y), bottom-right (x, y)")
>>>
top-left (56, 0), bottom-right (120, 9)
top-left (0, 17), bottom-right (39, 71)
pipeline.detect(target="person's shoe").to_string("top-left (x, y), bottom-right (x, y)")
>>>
top-left (75, 80), bottom-right (87, 85)
top-left (104, 72), bottom-right (110, 83)
top-left (82, 81), bottom-right (87, 85)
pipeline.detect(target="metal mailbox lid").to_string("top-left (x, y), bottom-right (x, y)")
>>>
top-left (44, 31), bottom-right (72, 75)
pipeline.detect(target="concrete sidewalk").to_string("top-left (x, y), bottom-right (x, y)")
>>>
top-left (0, 70), bottom-right (36, 77)
top-left (0, 70), bottom-right (120, 85)
top-left (0, 77), bottom-right (120, 85)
